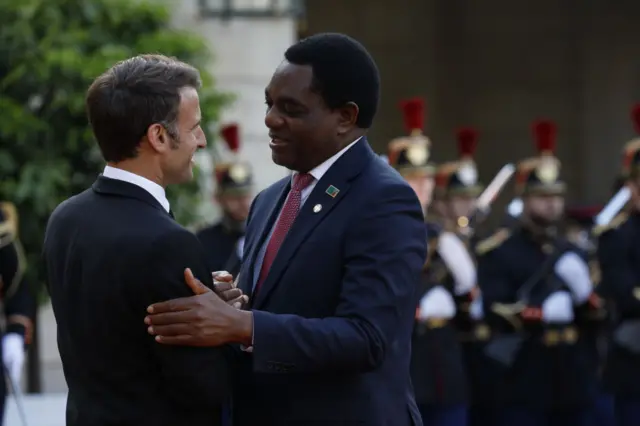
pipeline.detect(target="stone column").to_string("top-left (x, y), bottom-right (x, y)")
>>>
top-left (172, 0), bottom-right (296, 219)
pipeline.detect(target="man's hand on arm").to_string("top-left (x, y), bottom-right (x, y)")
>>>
top-left (141, 230), bottom-right (235, 406)
top-left (146, 268), bottom-right (253, 347)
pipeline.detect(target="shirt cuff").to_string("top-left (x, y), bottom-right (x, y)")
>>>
top-left (240, 311), bottom-right (255, 352)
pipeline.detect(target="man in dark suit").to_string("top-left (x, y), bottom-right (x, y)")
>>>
top-left (145, 34), bottom-right (428, 425)
top-left (43, 55), bottom-right (235, 426)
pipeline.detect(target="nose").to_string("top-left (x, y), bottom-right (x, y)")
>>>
top-left (265, 106), bottom-right (284, 129)
top-left (197, 127), bottom-right (207, 148)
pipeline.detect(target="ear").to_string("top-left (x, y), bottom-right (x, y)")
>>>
top-left (146, 123), bottom-right (170, 154)
top-left (336, 102), bottom-right (359, 135)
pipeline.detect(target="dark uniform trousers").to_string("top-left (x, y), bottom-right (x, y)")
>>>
top-left (495, 331), bottom-right (594, 426)
top-left (411, 321), bottom-right (468, 426)
top-left (464, 323), bottom-right (503, 426)
top-left (411, 222), bottom-right (468, 426)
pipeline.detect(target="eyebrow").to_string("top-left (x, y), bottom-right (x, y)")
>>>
top-left (265, 91), bottom-right (305, 107)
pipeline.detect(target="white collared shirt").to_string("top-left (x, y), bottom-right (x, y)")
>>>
top-left (102, 165), bottom-right (171, 213)
top-left (251, 137), bottom-right (362, 289)
top-left (293, 136), bottom-right (362, 206)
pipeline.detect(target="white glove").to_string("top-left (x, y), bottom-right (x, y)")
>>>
top-left (438, 232), bottom-right (476, 296)
top-left (2, 333), bottom-right (25, 386)
top-left (469, 293), bottom-right (484, 320)
top-left (418, 286), bottom-right (456, 320)
top-left (553, 252), bottom-right (592, 304)
top-left (542, 291), bottom-right (574, 324)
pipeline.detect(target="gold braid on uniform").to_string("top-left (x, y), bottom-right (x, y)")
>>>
top-left (475, 228), bottom-right (512, 256)
top-left (5, 239), bottom-right (27, 300)
top-left (592, 212), bottom-right (628, 238)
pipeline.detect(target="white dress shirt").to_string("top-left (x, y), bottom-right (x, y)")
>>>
top-left (252, 137), bottom-right (362, 288)
top-left (293, 136), bottom-right (362, 206)
top-left (102, 165), bottom-right (170, 213)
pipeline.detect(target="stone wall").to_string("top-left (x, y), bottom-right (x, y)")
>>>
top-left (305, 0), bottom-right (640, 209)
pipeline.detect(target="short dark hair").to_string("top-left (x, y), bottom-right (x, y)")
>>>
top-left (284, 33), bottom-right (380, 129)
top-left (86, 54), bottom-right (202, 162)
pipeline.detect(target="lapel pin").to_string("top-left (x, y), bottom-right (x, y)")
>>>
top-left (325, 185), bottom-right (340, 198)
top-left (313, 204), bottom-right (322, 213)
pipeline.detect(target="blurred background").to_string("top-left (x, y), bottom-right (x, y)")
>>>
top-left (1, 0), bottom-right (640, 423)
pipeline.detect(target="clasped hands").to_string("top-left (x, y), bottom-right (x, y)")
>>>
top-left (144, 270), bottom-right (253, 347)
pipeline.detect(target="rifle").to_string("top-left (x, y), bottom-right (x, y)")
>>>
top-left (457, 163), bottom-right (516, 241)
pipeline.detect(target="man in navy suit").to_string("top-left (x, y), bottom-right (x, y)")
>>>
top-left (145, 33), bottom-right (428, 426)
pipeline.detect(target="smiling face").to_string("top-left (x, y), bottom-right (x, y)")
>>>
top-left (264, 61), bottom-right (359, 173)
top-left (146, 86), bottom-right (206, 185)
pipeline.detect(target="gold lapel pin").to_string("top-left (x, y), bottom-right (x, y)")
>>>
top-left (313, 204), bottom-right (322, 213)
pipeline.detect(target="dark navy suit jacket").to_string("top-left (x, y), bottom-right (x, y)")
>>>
top-left (234, 139), bottom-right (427, 425)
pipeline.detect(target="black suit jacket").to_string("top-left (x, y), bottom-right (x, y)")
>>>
top-left (43, 176), bottom-right (231, 426)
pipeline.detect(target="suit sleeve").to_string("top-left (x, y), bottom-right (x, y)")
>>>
top-left (477, 249), bottom-right (517, 330)
top-left (251, 183), bottom-right (427, 374)
top-left (141, 229), bottom-right (233, 406)
top-left (597, 228), bottom-right (640, 316)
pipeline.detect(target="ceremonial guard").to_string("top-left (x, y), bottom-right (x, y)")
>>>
top-left (433, 128), bottom-right (495, 426)
top-left (564, 205), bottom-right (616, 426)
top-left (195, 124), bottom-right (253, 276)
top-left (0, 201), bottom-right (34, 424)
top-left (476, 120), bottom-right (597, 426)
top-left (597, 103), bottom-right (640, 426)
top-left (394, 98), bottom-right (476, 426)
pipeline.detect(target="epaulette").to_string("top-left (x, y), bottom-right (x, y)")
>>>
top-left (0, 202), bottom-right (18, 242)
top-left (592, 212), bottom-right (628, 238)
top-left (475, 228), bottom-right (511, 256)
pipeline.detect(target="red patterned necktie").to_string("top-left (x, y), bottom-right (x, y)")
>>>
top-left (256, 173), bottom-right (314, 291)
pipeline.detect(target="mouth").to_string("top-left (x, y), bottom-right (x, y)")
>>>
top-left (269, 134), bottom-right (288, 148)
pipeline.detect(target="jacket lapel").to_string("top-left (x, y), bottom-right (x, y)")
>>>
top-left (253, 138), bottom-right (375, 308)
top-left (241, 178), bottom-right (290, 298)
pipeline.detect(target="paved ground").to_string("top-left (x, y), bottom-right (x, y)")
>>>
top-left (35, 303), bottom-right (68, 394)
top-left (5, 303), bottom-right (68, 425)
top-left (5, 394), bottom-right (67, 426)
